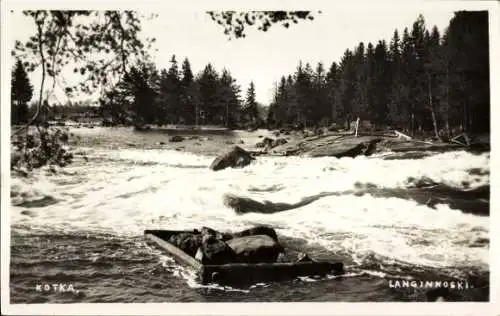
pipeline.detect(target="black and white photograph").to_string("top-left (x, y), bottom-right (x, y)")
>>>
top-left (1, 0), bottom-right (498, 314)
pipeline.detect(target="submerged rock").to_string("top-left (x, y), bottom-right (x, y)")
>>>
top-left (134, 124), bottom-right (151, 131)
top-left (169, 135), bottom-right (185, 142)
top-left (209, 146), bottom-right (255, 171)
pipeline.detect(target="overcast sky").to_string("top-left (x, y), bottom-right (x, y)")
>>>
top-left (7, 1), bottom-right (490, 105)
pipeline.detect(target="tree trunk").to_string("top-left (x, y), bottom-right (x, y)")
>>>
top-left (195, 103), bottom-right (199, 127)
top-left (410, 112), bottom-right (415, 137)
top-left (445, 120), bottom-right (450, 139)
top-left (428, 73), bottom-right (439, 139)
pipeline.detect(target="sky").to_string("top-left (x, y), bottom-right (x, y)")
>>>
top-left (6, 1), bottom-right (482, 105)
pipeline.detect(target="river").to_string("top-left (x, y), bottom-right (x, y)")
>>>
top-left (9, 127), bottom-right (490, 302)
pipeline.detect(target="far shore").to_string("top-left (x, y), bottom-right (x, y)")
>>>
top-left (12, 121), bottom-right (490, 158)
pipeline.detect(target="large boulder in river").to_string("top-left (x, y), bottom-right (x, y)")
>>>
top-left (210, 146), bottom-right (255, 171)
top-left (226, 235), bottom-right (284, 264)
top-left (228, 226), bottom-right (278, 242)
top-left (195, 227), bottom-right (237, 265)
top-left (256, 137), bottom-right (274, 148)
top-left (192, 226), bottom-right (283, 264)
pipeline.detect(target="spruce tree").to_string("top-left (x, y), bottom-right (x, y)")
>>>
top-left (325, 62), bottom-right (340, 125)
top-left (365, 42), bottom-right (376, 124)
top-left (219, 69), bottom-right (242, 128)
top-left (338, 49), bottom-right (356, 129)
top-left (197, 63), bottom-right (219, 125)
top-left (388, 30), bottom-right (402, 127)
top-left (352, 42), bottom-right (367, 119)
top-left (400, 27), bottom-right (414, 132)
top-left (180, 57), bottom-right (195, 124)
top-left (446, 11), bottom-right (490, 134)
top-left (165, 55), bottom-right (181, 123)
top-left (244, 81), bottom-right (258, 125)
top-left (313, 62), bottom-right (328, 125)
top-left (424, 25), bottom-right (442, 138)
top-left (372, 40), bottom-right (390, 127)
top-left (11, 59), bottom-right (33, 124)
top-left (118, 63), bottom-right (158, 124)
top-left (410, 14), bottom-right (428, 134)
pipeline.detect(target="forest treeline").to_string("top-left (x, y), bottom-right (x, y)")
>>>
top-left (12, 11), bottom-right (490, 137)
top-left (98, 56), bottom-right (261, 129)
top-left (267, 11), bottom-right (490, 136)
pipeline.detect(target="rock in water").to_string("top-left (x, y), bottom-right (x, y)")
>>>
top-left (209, 146), bottom-right (255, 171)
top-left (226, 235), bottom-right (284, 263)
top-left (168, 233), bottom-right (202, 257)
top-left (169, 135), bottom-right (185, 142)
top-left (363, 138), bottom-right (382, 156)
top-left (272, 138), bottom-right (288, 148)
top-left (256, 137), bottom-right (274, 148)
top-left (296, 252), bottom-right (313, 262)
top-left (229, 226), bottom-right (278, 242)
top-left (197, 229), bottom-right (236, 265)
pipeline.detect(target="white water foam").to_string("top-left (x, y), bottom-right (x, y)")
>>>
top-left (10, 148), bottom-right (490, 278)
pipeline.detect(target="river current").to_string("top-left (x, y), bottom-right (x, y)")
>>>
top-left (9, 127), bottom-right (490, 302)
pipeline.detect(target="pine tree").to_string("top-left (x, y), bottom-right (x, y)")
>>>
top-left (118, 63), bottom-right (159, 124)
top-left (274, 76), bottom-right (289, 126)
top-left (365, 42), bottom-right (375, 124)
top-left (410, 14), bottom-right (428, 134)
top-left (197, 63), bottom-right (219, 125)
top-left (180, 57), bottom-right (195, 124)
top-left (11, 59), bottom-right (34, 124)
top-left (424, 25), bottom-right (442, 138)
top-left (325, 62), bottom-right (340, 125)
top-left (293, 61), bottom-right (314, 127)
top-left (267, 81), bottom-right (279, 127)
top-left (446, 11), bottom-right (490, 134)
top-left (313, 62), bottom-right (329, 125)
top-left (400, 27), bottom-right (414, 132)
top-left (165, 55), bottom-right (181, 123)
top-left (372, 40), bottom-right (390, 127)
top-left (338, 49), bottom-right (356, 129)
top-left (219, 69), bottom-right (242, 128)
top-left (352, 42), bottom-right (367, 119)
top-left (244, 81), bottom-right (258, 125)
top-left (388, 30), bottom-right (403, 127)
top-left (285, 75), bottom-right (299, 127)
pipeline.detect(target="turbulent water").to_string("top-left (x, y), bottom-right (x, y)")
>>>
top-left (9, 127), bottom-right (490, 302)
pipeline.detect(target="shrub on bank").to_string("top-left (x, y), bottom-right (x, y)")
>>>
top-left (11, 127), bottom-right (73, 171)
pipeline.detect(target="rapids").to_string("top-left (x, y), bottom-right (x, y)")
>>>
top-left (9, 127), bottom-right (490, 302)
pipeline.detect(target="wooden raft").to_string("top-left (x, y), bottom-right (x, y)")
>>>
top-left (144, 229), bottom-right (344, 285)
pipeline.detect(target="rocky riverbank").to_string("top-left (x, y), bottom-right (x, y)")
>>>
top-left (247, 130), bottom-right (489, 159)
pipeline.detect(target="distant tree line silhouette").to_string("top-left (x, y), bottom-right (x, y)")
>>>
top-left (267, 11), bottom-right (490, 137)
top-left (99, 55), bottom-right (262, 128)
top-left (14, 11), bottom-right (489, 137)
